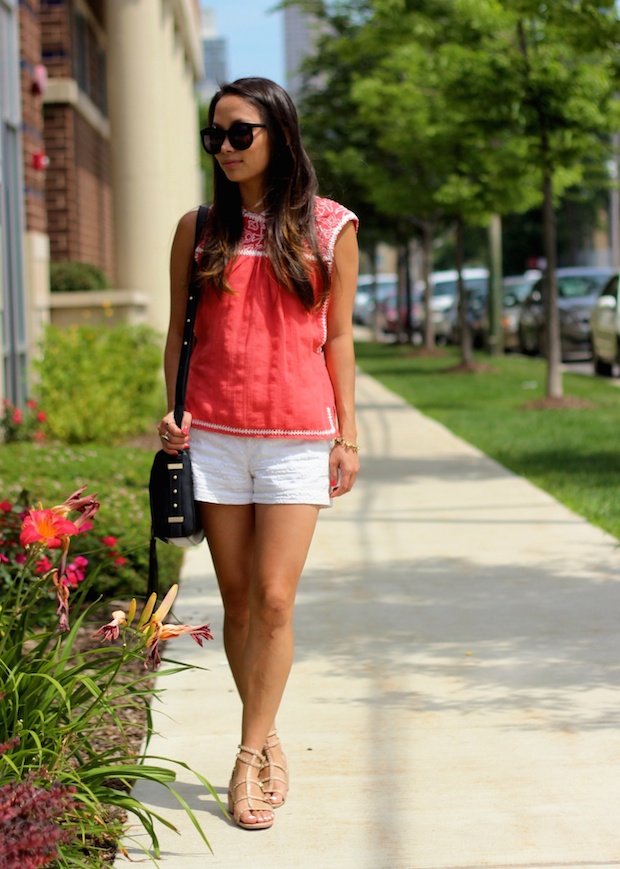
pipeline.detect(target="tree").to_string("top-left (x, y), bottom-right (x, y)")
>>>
top-left (348, 0), bottom-right (541, 363)
top-left (293, 0), bottom-right (620, 382)
top-left (500, 0), bottom-right (620, 397)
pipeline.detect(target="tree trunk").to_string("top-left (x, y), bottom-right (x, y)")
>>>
top-left (456, 220), bottom-right (473, 366)
top-left (487, 213), bottom-right (503, 357)
top-left (404, 240), bottom-right (413, 343)
top-left (542, 168), bottom-right (563, 397)
top-left (397, 244), bottom-right (408, 343)
top-left (368, 243), bottom-right (382, 342)
top-left (422, 223), bottom-right (435, 349)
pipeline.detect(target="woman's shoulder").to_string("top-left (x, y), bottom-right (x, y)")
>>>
top-left (313, 197), bottom-right (359, 260)
top-left (314, 196), bottom-right (358, 227)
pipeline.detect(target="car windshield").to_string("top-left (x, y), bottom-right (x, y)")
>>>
top-left (558, 274), bottom-right (610, 298)
top-left (433, 280), bottom-right (457, 298)
top-left (464, 278), bottom-right (488, 296)
top-left (433, 278), bottom-right (487, 298)
top-left (503, 280), bottom-right (534, 303)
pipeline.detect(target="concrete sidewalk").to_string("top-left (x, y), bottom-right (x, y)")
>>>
top-left (115, 371), bottom-right (620, 869)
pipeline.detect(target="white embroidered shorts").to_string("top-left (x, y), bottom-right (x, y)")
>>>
top-left (189, 429), bottom-right (333, 507)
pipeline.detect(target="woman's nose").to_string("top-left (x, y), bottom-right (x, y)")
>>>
top-left (220, 133), bottom-right (234, 152)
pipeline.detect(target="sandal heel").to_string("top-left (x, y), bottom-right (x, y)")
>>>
top-left (259, 729), bottom-right (289, 808)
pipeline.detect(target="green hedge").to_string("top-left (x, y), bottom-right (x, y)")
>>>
top-left (35, 323), bottom-right (164, 443)
top-left (50, 261), bottom-right (110, 293)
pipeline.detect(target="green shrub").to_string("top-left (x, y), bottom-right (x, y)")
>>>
top-left (35, 323), bottom-right (164, 444)
top-left (50, 261), bottom-right (110, 293)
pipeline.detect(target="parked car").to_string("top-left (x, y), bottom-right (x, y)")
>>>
top-left (499, 272), bottom-right (542, 350)
top-left (354, 274), bottom-right (398, 326)
top-left (518, 266), bottom-right (615, 359)
top-left (590, 272), bottom-right (620, 375)
top-left (446, 285), bottom-right (489, 347)
top-left (429, 268), bottom-right (489, 344)
top-left (376, 284), bottom-right (424, 341)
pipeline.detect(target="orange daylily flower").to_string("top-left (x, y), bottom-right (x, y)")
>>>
top-left (20, 509), bottom-right (79, 549)
top-left (94, 586), bottom-right (213, 669)
top-left (145, 622), bottom-right (213, 669)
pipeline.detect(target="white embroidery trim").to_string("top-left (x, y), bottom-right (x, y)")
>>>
top-left (326, 213), bottom-right (356, 263)
top-left (192, 407), bottom-right (336, 438)
top-left (196, 201), bottom-right (358, 266)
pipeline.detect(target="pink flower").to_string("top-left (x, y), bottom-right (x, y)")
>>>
top-left (34, 430), bottom-right (46, 442)
top-left (12, 408), bottom-right (23, 424)
top-left (14, 553), bottom-right (27, 565)
top-left (36, 410), bottom-right (46, 423)
top-left (35, 556), bottom-right (53, 574)
top-left (0, 554), bottom-right (9, 564)
top-left (102, 536), bottom-right (118, 548)
top-left (20, 509), bottom-right (79, 549)
top-left (113, 556), bottom-right (126, 567)
top-left (26, 399), bottom-right (37, 409)
top-left (0, 501), bottom-right (12, 513)
top-left (64, 555), bottom-right (88, 587)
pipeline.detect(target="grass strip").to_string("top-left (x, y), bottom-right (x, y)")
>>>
top-left (355, 343), bottom-right (620, 540)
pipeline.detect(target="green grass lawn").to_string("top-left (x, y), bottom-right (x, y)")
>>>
top-left (355, 342), bottom-right (620, 540)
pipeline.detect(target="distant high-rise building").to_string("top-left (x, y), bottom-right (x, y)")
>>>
top-left (284, 6), bottom-right (316, 102)
top-left (198, 8), bottom-right (228, 103)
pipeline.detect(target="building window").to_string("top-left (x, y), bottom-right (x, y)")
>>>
top-left (72, 7), bottom-right (107, 116)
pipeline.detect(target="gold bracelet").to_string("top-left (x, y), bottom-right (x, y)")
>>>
top-left (333, 437), bottom-right (359, 453)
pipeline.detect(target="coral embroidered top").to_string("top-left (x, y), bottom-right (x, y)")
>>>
top-left (185, 197), bottom-right (358, 439)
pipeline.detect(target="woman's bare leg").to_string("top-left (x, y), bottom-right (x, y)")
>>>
top-left (200, 501), bottom-right (319, 825)
top-left (239, 503), bottom-right (319, 749)
top-left (200, 503), bottom-right (254, 695)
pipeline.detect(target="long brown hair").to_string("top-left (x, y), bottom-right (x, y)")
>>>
top-left (200, 77), bottom-right (329, 310)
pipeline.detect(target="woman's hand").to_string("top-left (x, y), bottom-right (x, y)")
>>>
top-left (157, 411), bottom-right (192, 455)
top-left (329, 440), bottom-right (360, 497)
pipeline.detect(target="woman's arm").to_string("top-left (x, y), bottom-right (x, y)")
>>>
top-left (159, 209), bottom-right (198, 454)
top-left (324, 220), bottom-right (360, 496)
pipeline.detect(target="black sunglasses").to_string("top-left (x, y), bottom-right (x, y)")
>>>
top-left (200, 122), bottom-right (267, 155)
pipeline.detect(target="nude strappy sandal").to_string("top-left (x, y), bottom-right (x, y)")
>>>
top-left (228, 745), bottom-right (275, 830)
top-left (259, 730), bottom-right (289, 808)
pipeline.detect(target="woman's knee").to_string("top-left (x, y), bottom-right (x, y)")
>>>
top-left (251, 582), bottom-right (295, 631)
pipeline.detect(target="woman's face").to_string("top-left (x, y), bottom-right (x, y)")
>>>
top-left (212, 95), bottom-right (271, 192)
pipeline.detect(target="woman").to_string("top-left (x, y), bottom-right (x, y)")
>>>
top-left (158, 77), bottom-right (359, 831)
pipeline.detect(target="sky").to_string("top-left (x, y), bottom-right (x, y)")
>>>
top-left (202, 1), bottom-right (286, 86)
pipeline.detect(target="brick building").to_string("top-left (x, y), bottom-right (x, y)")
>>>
top-left (0, 0), bottom-right (203, 406)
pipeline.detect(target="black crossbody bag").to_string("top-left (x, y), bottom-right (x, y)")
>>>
top-left (148, 205), bottom-right (209, 596)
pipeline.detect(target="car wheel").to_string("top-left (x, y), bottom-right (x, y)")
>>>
top-left (594, 355), bottom-right (613, 377)
top-left (518, 325), bottom-right (532, 355)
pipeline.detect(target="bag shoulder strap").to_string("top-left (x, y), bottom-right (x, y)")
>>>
top-left (173, 204), bottom-right (209, 427)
